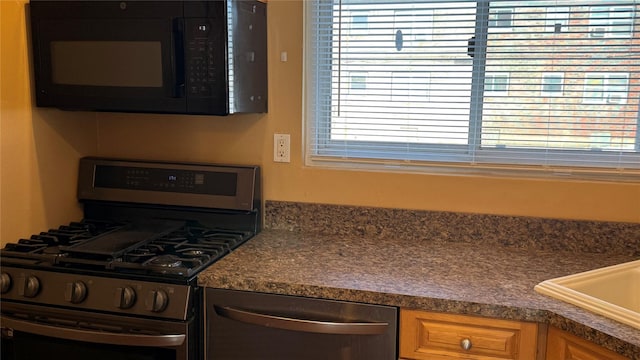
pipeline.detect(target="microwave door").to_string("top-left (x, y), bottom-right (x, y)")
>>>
top-left (31, 17), bottom-right (185, 113)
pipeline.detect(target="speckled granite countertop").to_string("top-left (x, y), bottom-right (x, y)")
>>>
top-left (199, 201), bottom-right (640, 358)
top-left (199, 229), bottom-right (639, 358)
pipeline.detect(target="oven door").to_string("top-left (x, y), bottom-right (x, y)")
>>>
top-left (1, 302), bottom-right (196, 360)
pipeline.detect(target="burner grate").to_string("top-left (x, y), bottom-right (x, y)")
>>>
top-left (1, 220), bottom-right (128, 256)
top-left (113, 225), bottom-right (254, 277)
top-left (0, 219), bottom-right (254, 279)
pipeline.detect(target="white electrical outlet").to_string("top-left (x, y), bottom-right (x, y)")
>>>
top-left (274, 134), bottom-right (291, 163)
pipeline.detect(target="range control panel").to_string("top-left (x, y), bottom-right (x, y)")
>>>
top-left (94, 165), bottom-right (237, 196)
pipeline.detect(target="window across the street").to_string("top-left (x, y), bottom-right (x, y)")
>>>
top-left (541, 73), bottom-right (564, 96)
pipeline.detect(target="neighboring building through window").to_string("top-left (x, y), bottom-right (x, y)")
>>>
top-left (391, 72), bottom-right (430, 102)
top-left (394, 9), bottom-right (434, 43)
top-left (546, 6), bottom-right (570, 33)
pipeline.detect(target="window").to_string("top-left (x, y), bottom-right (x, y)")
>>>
top-left (489, 7), bottom-right (514, 29)
top-left (485, 73), bottom-right (509, 95)
top-left (541, 73), bottom-right (564, 96)
top-left (350, 72), bottom-right (368, 91)
top-left (589, 6), bottom-right (634, 38)
top-left (583, 73), bottom-right (629, 104)
top-left (305, 0), bottom-right (640, 178)
top-left (352, 12), bottom-right (369, 30)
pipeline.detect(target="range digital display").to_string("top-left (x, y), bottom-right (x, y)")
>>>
top-left (94, 165), bottom-right (237, 196)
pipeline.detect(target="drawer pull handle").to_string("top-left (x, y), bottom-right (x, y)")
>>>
top-left (460, 338), bottom-right (472, 351)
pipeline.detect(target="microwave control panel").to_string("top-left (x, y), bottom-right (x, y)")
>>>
top-left (186, 19), bottom-right (221, 98)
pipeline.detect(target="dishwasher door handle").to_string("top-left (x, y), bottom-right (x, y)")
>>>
top-left (214, 305), bottom-right (389, 335)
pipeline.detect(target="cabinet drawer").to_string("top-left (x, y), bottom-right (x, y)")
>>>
top-left (400, 309), bottom-right (538, 360)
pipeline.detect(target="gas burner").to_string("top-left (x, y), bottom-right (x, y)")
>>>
top-left (125, 243), bottom-right (165, 260)
top-left (145, 254), bottom-right (183, 268)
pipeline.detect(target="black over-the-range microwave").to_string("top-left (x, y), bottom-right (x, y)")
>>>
top-left (29, 0), bottom-right (267, 115)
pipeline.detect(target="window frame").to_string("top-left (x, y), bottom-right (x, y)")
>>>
top-left (582, 73), bottom-right (630, 105)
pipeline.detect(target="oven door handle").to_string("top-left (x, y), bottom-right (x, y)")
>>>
top-left (214, 305), bottom-right (389, 335)
top-left (0, 314), bottom-right (186, 347)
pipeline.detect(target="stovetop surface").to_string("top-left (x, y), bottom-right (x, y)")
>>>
top-left (1, 218), bottom-right (254, 281)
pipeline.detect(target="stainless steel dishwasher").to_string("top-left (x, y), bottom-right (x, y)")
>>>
top-left (205, 289), bottom-right (398, 360)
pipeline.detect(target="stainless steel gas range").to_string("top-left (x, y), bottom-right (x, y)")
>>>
top-left (0, 157), bottom-right (261, 360)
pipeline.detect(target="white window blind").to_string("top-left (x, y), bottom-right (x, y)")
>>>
top-left (304, 0), bottom-right (640, 178)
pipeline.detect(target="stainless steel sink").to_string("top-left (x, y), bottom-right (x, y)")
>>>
top-left (535, 260), bottom-right (640, 329)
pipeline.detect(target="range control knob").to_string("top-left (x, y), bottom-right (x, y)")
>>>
top-left (65, 281), bottom-right (88, 304)
top-left (19, 275), bottom-right (40, 298)
top-left (115, 286), bottom-right (136, 309)
top-left (1, 273), bottom-right (12, 294)
top-left (145, 289), bottom-right (169, 313)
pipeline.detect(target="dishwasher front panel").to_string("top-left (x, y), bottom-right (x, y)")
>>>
top-left (205, 289), bottom-right (398, 360)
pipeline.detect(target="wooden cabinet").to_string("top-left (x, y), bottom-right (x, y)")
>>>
top-left (400, 309), bottom-right (540, 360)
top-left (545, 327), bottom-right (628, 360)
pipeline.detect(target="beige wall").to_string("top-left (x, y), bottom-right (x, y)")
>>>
top-left (1, 0), bottom-right (97, 244)
top-left (1, 0), bottom-right (638, 246)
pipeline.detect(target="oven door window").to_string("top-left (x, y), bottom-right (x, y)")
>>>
top-left (5, 331), bottom-right (176, 360)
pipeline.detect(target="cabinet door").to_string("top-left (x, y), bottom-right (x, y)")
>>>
top-left (545, 327), bottom-right (628, 360)
top-left (400, 309), bottom-right (539, 360)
